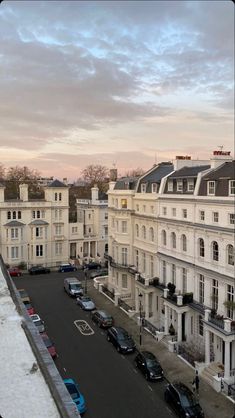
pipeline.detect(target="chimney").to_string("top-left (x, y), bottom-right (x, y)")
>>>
top-left (63, 177), bottom-right (68, 185)
top-left (0, 184), bottom-right (5, 203)
top-left (19, 184), bottom-right (28, 201)
top-left (109, 168), bottom-right (117, 181)
top-left (91, 185), bottom-right (99, 203)
top-left (210, 150), bottom-right (233, 169)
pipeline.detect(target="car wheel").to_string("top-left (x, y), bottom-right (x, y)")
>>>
top-left (107, 334), bottom-right (111, 342)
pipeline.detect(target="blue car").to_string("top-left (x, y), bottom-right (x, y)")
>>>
top-left (58, 263), bottom-right (77, 273)
top-left (64, 378), bottom-right (86, 414)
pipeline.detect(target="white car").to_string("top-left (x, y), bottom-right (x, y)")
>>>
top-left (30, 314), bottom-right (45, 333)
top-left (76, 296), bottom-right (96, 311)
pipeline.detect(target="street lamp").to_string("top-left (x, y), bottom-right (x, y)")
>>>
top-left (84, 268), bottom-right (88, 294)
top-left (139, 293), bottom-right (143, 346)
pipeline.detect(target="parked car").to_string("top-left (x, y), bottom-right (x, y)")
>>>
top-left (164, 381), bottom-right (204, 418)
top-left (83, 261), bottom-right (101, 271)
top-left (30, 314), bottom-right (45, 333)
top-left (76, 295), bottom-right (96, 311)
top-left (91, 310), bottom-right (114, 328)
top-left (8, 267), bottom-right (22, 277)
top-left (41, 333), bottom-right (57, 359)
top-left (64, 378), bottom-right (86, 415)
top-left (64, 277), bottom-right (83, 297)
top-left (134, 351), bottom-right (164, 381)
top-left (89, 269), bottom-right (108, 279)
top-left (29, 265), bottom-right (50, 275)
top-left (18, 288), bottom-right (30, 303)
top-left (106, 326), bottom-right (136, 354)
top-left (58, 263), bottom-right (77, 273)
top-left (23, 301), bottom-right (35, 315)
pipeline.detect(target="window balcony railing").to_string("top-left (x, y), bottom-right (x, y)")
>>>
top-left (165, 291), bottom-right (194, 306)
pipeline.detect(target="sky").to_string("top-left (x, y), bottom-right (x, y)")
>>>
top-left (0, 0), bottom-right (234, 181)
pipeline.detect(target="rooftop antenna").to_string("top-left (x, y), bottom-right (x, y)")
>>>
top-left (217, 145), bottom-right (223, 151)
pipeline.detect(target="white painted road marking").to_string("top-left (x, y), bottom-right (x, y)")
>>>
top-left (148, 385), bottom-right (153, 391)
top-left (74, 320), bottom-right (94, 335)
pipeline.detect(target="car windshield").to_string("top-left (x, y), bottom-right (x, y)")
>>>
top-left (35, 320), bottom-right (42, 326)
top-left (24, 302), bottom-right (31, 308)
top-left (66, 383), bottom-right (80, 400)
top-left (146, 359), bottom-right (159, 368)
top-left (118, 331), bottom-right (129, 340)
top-left (82, 297), bottom-right (91, 302)
top-left (180, 392), bottom-right (198, 408)
top-left (70, 284), bottom-right (81, 290)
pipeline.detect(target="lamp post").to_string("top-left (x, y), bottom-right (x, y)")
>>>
top-left (84, 268), bottom-right (88, 294)
top-left (139, 293), bottom-right (143, 346)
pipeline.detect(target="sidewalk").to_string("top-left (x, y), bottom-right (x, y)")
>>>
top-left (87, 281), bottom-right (235, 418)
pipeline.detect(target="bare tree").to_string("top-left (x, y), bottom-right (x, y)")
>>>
top-left (81, 164), bottom-right (109, 191)
top-left (0, 163), bottom-right (5, 180)
top-left (5, 166), bottom-right (41, 198)
top-left (124, 168), bottom-right (145, 177)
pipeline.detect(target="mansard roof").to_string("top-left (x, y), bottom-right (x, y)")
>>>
top-left (48, 179), bottom-right (68, 188)
top-left (202, 161), bottom-right (235, 180)
top-left (137, 162), bottom-right (174, 193)
top-left (168, 165), bottom-right (210, 179)
top-left (114, 177), bottom-right (138, 190)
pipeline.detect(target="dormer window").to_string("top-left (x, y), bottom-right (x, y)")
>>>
top-left (187, 179), bottom-right (194, 192)
top-left (208, 181), bottom-right (215, 195)
top-left (168, 180), bottom-right (173, 192)
top-left (177, 180), bottom-right (183, 192)
top-left (141, 183), bottom-right (147, 193)
top-left (152, 183), bottom-right (157, 193)
top-left (229, 180), bottom-right (235, 196)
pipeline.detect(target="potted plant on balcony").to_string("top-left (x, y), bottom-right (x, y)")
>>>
top-left (223, 300), bottom-right (235, 311)
top-left (167, 282), bottom-right (176, 295)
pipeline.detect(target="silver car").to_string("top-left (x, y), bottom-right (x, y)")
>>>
top-left (30, 314), bottom-right (45, 333)
top-left (76, 296), bottom-right (96, 311)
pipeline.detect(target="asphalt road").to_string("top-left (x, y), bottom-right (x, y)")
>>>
top-left (13, 272), bottom-right (175, 418)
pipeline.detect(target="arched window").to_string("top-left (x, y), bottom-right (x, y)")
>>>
top-left (59, 192), bottom-right (62, 201)
top-left (55, 193), bottom-right (58, 201)
top-left (135, 224), bottom-right (139, 238)
top-left (162, 230), bottom-right (167, 246)
top-left (171, 232), bottom-right (176, 249)
top-left (199, 238), bottom-right (204, 257)
top-left (181, 234), bottom-right (187, 252)
top-left (7, 211), bottom-right (11, 220)
top-left (13, 211), bottom-right (16, 219)
top-left (227, 244), bottom-right (234, 266)
top-left (105, 243), bottom-right (108, 252)
top-left (212, 241), bottom-right (219, 261)
top-left (142, 225), bottom-right (146, 240)
top-left (149, 227), bottom-right (154, 242)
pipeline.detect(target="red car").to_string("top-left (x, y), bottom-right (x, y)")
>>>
top-left (41, 333), bottom-right (57, 359)
top-left (23, 302), bottom-right (35, 316)
top-left (8, 267), bottom-right (22, 277)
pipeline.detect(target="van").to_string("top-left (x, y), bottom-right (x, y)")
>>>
top-left (64, 278), bottom-right (83, 297)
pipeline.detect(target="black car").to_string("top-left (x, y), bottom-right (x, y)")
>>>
top-left (29, 265), bottom-right (51, 275)
top-left (164, 382), bottom-right (204, 418)
top-left (106, 326), bottom-right (136, 354)
top-left (84, 262), bottom-right (101, 271)
top-left (91, 310), bottom-right (114, 328)
top-left (134, 351), bottom-right (164, 381)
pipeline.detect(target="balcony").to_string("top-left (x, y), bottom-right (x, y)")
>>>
top-left (206, 312), bottom-right (235, 335)
top-left (110, 260), bottom-right (129, 270)
top-left (165, 291), bottom-right (194, 306)
top-left (149, 277), bottom-right (166, 291)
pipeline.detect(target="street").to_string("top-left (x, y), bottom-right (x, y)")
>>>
top-left (13, 272), bottom-right (175, 418)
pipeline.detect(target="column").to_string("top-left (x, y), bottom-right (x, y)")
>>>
top-left (224, 340), bottom-right (231, 380)
top-left (205, 328), bottom-right (210, 364)
top-left (135, 287), bottom-right (139, 312)
top-left (88, 241), bottom-right (91, 258)
top-left (177, 312), bottom-right (182, 342)
top-left (164, 304), bottom-right (169, 334)
top-left (95, 241), bottom-right (98, 257)
top-left (145, 293), bottom-right (149, 320)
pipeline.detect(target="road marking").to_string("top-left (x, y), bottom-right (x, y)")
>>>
top-left (121, 354), bottom-right (125, 360)
top-left (166, 406), bottom-right (173, 415)
top-left (74, 320), bottom-right (94, 335)
top-left (148, 385), bottom-right (153, 391)
top-left (63, 367), bottom-right (66, 372)
top-left (133, 368), bottom-right (138, 374)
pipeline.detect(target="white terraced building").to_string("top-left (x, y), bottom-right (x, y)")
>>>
top-left (106, 150), bottom-right (235, 387)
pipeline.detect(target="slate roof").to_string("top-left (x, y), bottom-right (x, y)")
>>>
top-left (137, 162), bottom-right (174, 193)
top-left (168, 165), bottom-right (210, 179)
top-left (114, 177), bottom-right (139, 190)
top-left (28, 220), bottom-right (49, 225)
top-left (48, 179), bottom-right (68, 188)
top-left (4, 221), bottom-right (25, 227)
top-left (202, 161), bottom-right (235, 180)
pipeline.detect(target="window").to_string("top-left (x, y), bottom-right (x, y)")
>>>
top-left (142, 252), bottom-right (146, 272)
top-left (36, 245), bottom-right (43, 257)
top-left (200, 210), bottom-right (205, 221)
top-left (136, 204), bottom-right (139, 212)
top-left (7, 211), bottom-right (11, 220)
top-left (172, 208), bottom-right (176, 217)
top-left (55, 193), bottom-right (58, 201)
top-left (226, 285), bottom-right (234, 319)
top-left (135, 250), bottom-right (139, 269)
top-left (37, 210), bottom-right (40, 219)
top-left (142, 225), bottom-right (146, 239)
top-left (11, 228), bottom-right (18, 239)
top-left (13, 211), bottom-right (16, 219)
top-left (162, 230), bottom-right (167, 246)
top-left (181, 234), bottom-right (187, 252)
top-left (199, 315), bottom-right (204, 336)
top-left (172, 264), bottom-right (176, 285)
top-left (104, 226), bottom-right (108, 236)
top-left (59, 192), bottom-right (62, 201)
top-left (88, 214), bottom-right (91, 219)
top-left (122, 274), bottom-right (128, 289)
top-left (149, 227), bottom-right (154, 242)
top-left (152, 183), bottom-right (157, 193)
top-left (163, 207), bottom-right (167, 215)
top-left (141, 183), bottom-right (147, 193)
top-left (121, 221), bottom-right (127, 233)
top-left (211, 279), bottom-right (218, 311)
top-left (11, 246), bottom-right (19, 259)
top-left (135, 224), bottom-right (139, 237)
top-left (212, 241), bottom-right (219, 261)
top-left (72, 227), bottom-right (77, 233)
top-left (171, 232), bottom-right (176, 249)
top-left (35, 227), bottom-right (43, 238)
top-left (213, 212), bottom-right (219, 223)
top-left (151, 205), bottom-right (154, 214)
top-left (227, 245), bottom-right (234, 266)
top-left (199, 274), bottom-right (204, 304)
top-left (229, 180), bottom-right (235, 195)
top-left (150, 256), bottom-right (154, 277)
top-left (55, 242), bottom-right (62, 255)
top-left (55, 225), bottom-right (62, 235)
top-left (121, 247), bottom-right (128, 266)
top-left (168, 180), bottom-right (173, 191)
top-left (120, 199), bottom-right (127, 209)
top-left (182, 209), bottom-right (187, 218)
top-left (199, 238), bottom-right (205, 257)
top-left (208, 181), bottom-right (215, 195)
top-left (182, 268), bottom-right (187, 293)
top-left (18, 211), bottom-right (21, 219)
top-left (162, 260), bottom-right (166, 284)
top-left (187, 179), bottom-right (194, 192)
top-left (229, 214), bottom-right (235, 224)
top-left (177, 180), bottom-right (183, 192)
top-left (105, 213), bottom-right (108, 220)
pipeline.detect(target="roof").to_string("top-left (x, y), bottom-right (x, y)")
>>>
top-left (202, 160), bottom-right (235, 180)
top-left (137, 162), bottom-right (174, 192)
top-left (168, 165), bottom-right (210, 179)
top-left (48, 179), bottom-right (68, 188)
top-left (98, 191), bottom-right (108, 200)
top-left (114, 176), bottom-right (139, 190)
top-left (28, 219), bottom-right (49, 225)
top-left (4, 220), bottom-right (25, 227)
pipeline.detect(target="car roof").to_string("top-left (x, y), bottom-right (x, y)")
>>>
top-left (112, 326), bottom-right (127, 334)
top-left (95, 310), bottom-right (111, 316)
top-left (141, 351), bottom-right (157, 360)
top-left (171, 381), bottom-right (192, 394)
